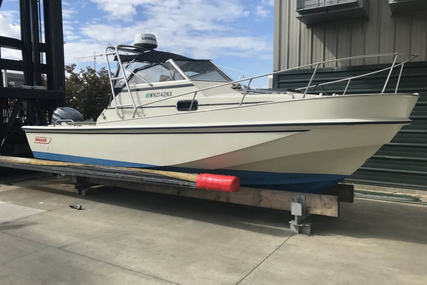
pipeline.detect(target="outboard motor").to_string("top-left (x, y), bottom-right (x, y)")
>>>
top-left (133, 33), bottom-right (158, 50)
top-left (51, 107), bottom-right (84, 124)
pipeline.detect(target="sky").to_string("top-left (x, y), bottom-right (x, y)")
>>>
top-left (0, 0), bottom-right (274, 86)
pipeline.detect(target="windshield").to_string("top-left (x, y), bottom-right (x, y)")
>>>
top-left (175, 60), bottom-right (231, 82)
top-left (129, 62), bottom-right (184, 84)
top-left (114, 61), bottom-right (184, 88)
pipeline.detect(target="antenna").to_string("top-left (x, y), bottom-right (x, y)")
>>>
top-left (75, 52), bottom-right (104, 69)
top-left (93, 51), bottom-right (97, 70)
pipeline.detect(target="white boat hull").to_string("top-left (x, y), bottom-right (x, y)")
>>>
top-left (22, 93), bottom-right (418, 193)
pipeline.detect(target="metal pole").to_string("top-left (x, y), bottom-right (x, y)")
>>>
top-left (104, 48), bottom-right (121, 118)
top-left (20, 0), bottom-right (33, 86)
top-left (0, 48), bottom-right (3, 88)
top-left (30, 0), bottom-right (41, 86)
top-left (2, 70), bottom-right (8, 87)
top-left (115, 47), bottom-right (137, 115)
top-left (381, 54), bottom-right (398, 94)
top-left (304, 63), bottom-right (319, 98)
top-left (343, 79), bottom-right (351, 95)
top-left (395, 63), bottom-right (405, 94)
top-left (43, 0), bottom-right (66, 104)
top-left (188, 91), bottom-right (198, 111)
top-left (240, 78), bottom-right (252, 105)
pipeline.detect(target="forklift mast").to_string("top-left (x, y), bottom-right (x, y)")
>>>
top-left (0, 0), bottom-right (65, 155)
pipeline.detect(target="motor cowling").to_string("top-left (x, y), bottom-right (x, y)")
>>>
top-left (51, 107), bottom-right (84, 124)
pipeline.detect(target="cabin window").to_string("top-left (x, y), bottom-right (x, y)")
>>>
top-left (175, 60), bottom-right (231, 82)
top-left (177, 100), bottom-right (198, 111)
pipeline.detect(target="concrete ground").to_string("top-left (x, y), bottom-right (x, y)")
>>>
top-left (0, 176), bottom-right (426, 285)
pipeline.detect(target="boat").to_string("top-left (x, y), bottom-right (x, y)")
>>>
top-left (22, 33), bottom-right (419, 193)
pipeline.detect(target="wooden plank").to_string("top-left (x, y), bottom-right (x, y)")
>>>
top-left (322, 184), bottom-right (354, 203)
top-left (87, 178), bottom-right (339, 217)
top-left (0, 156), bottom-right (340, 217)
top-left (0, 155), bottom-right (200, 183)
top-left (0, 155), bottom-right (199, 183)
top-left (0, 161), bottom-right (197, 189)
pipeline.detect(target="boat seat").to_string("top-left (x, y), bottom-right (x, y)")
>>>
top-left (159, 75), bottom-right (172, 82)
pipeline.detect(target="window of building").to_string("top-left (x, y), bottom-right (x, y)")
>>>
top-left (297, 0), bottom-right (360, 13)
top-left (389, 0), bottom-right (427, 14)
top-left (296, 0), bottom-right (368, 25)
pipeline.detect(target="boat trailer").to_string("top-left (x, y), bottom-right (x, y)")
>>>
top-left (0, 155), bottom-right (353, 235)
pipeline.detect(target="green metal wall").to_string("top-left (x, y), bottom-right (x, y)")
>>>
top-left (273, 62), bottom-right (427, 190)
top-left (274, 0), bottom-right (427, 71)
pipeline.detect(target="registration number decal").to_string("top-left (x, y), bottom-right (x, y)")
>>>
top-left (145, 91), bottom-right (172, 98)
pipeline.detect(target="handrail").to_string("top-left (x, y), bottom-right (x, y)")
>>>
top-left (295, 54), bottom-right (416, 94)
top-left (137, 53), bottom-right (416, 108)
top-left (303, 63), bottom-right (319, 98)
top-left (104, 51), bottom-right (417, 117)
top-left (395, 63), bottom-right (405, 94)
top-left (105, 45), bottom-right (153, 119)
top-left (240, 78), bottom-right (253, 105)
top-left (381, 54), bottom-right (398, 94)
top-left (104, 47), bottom-right (121, 118)
top-left (114, 46), bottom-right (138, 115)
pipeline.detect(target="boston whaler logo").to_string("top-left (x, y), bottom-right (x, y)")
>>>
top-left (34, 136), bottom-right (52, 144)
top-left (145, 91), bottom-right (172, 98)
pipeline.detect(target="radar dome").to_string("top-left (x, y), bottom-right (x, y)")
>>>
top-left (133, 33), bottom-right (158, 50)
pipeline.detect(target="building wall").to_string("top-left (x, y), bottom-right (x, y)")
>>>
top-left (274, 0), bottom-right (427, 70)
top-left (274, 0), bottom-right (427, 190)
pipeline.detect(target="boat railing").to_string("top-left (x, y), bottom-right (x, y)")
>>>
top-left (105, 45), bottom-right (152, 118)
top-left (293, 53), bottom-right (414, 96)
top-left (105, 49), bottom-right (416, 117)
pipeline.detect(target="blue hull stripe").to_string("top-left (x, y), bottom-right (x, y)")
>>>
top-left (33, 151), bottom-right (347, 193)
